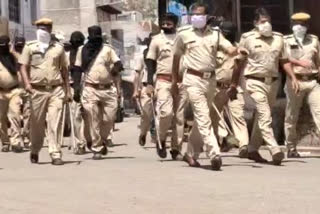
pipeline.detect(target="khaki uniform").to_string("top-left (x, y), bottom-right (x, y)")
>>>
top-left (174, 26), bottom-right (233, 159)
top-left (146, 32), bottom-right (177, 148)
top-left (0, 62), bottom-right (23, 147)
top-left (284, 34), bottom-right (320, 151)
top-left (212, 50), bottom-right (249, 148)
top-left (134, 54), bottom-right (153, 137)
top-left (19, 40), bottom-right (67, 159)
top-left (75, 44), bottom-right (119, 153)
top-left (239, 30), bottom-right (285, 155)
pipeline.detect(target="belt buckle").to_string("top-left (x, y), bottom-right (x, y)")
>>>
top-left (265, 77), bottom-right (272, 84)
top-left (302, 76), bottom-right (309, 81)
top-left (45, 85), bottom-right (52, 90)
top-left (203, 72), bottom-right (211, 79)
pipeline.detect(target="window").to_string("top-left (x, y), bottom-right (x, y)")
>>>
top-left (9, 0), bottom-right (20, 23)
top-left (30, 0), bottom-right (38, 23)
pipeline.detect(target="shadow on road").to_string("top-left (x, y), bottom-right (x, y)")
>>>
top-left (85, 156), bottom-right (135, 160)
top-left (109, 143), bottom-right (128, 147)
top-left (38, 160), bottom-right (82, 165)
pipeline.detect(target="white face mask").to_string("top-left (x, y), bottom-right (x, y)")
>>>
top-left (292, 24), bottom-right (307, 40)
top-left (257, 22), bottom-right (273, 37)
top-left (37, 29), bottom-right (51, 44)
top-left (37, 29), bottom-right (51, 53)
top-left (191, 15), bottom-right (207, 29)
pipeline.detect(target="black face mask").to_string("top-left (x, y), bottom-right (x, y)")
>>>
top-left (0, 45), bottom-right (10, 55)
top-left (14, 45), bottom-right (24, 53)
top-left (162, 27), bottom-right (176, 34)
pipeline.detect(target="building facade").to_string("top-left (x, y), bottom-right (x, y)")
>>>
top-left (0, 0), bottom-right (40, 40)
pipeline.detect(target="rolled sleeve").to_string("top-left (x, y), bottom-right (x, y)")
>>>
top-left (18, 45), bottom-right (31, 65)
top-left (173, 35), bottom-right (185, 56)
top-left (109, 48), bottom-right (120, 64)
top-left (146, 39), bottom-right (158, 60)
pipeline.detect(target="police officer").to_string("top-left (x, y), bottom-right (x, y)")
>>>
top-left (172, 3), bottom-right (237, 170)
top-left (75, 25), bottom-right (122, 160)
top-left (239, 8), bottom-right (298, 165)
top-left (283, 12), bottom-right (320, 158)
top-left (68, 31), bottom-right (87, 155)
top-left (212, 21), bottom-right (249, 158)
top-left (146, 13), bottom-right (185, 160)
top-left (19, 18), bottom-right (72, 165)
top-left (133, 36), bottom-right (155, 146)
top-left (0, 35), bottom-right (24, 153)
top-left (12, 37), bottom-right (30, 148)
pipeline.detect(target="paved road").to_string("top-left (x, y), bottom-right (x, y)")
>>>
top-left (1, 117), bottom-right (320, 214)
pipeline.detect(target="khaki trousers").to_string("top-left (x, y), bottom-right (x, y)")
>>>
top-left (285, 78), bottom-right (320, 150)
top-left (30, 86), bottom-right (64, 159)
top-left (155, 80), bottom-right (174, 143)
top-left (183, 73), bottom-right (220, 159)
top-left (139, 86), bottom-right (153, 136)
top-left (0, 88), bottom-right (23, 147)
top-left (21, 91), bottom-right (31, 143)
top-left (245, 78), bottom-right (281, 155)
top-left (171, 84), bottom-right (188, 151)
top-left (82, 85), bottom-right (118, 153)
top-left (212, 86), bottom-right (249, 148)
top-left (70, 100), bottom-right (86, 148)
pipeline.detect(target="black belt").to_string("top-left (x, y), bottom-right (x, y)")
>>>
top-left (187, 69), bottom-right (214, 79)
top-left (246, 76), bottom-right (278, 84)
top-left (295, 74), bottom-right (318, 81)
top-left (85, 83), bottom-right (112, 90)
top-left (0, 85), bottom-right (19, 91)
top-left (31, 84), bottom-right (62, 90)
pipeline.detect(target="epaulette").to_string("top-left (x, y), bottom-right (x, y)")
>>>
top-left (284, 34), bottom-right (294, 39)
top-left (273, 32), bottom-right (283, 37)
top-left (241, 31), bottom-right (255, 39)
top-left (177, 25), bottom-right (192, 33)
top-left (308, 34), bottom-right (319, 40)
top-left (26, 40), bottom-right (38, 46)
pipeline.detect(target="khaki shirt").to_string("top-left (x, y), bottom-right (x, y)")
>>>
top-left (0, 62), bottom-right (19, 89)
top-left (239, 30), bottom-right (285, 78)
top-left (173, 26), bottom-right (232, 73)
top-left (19, 40), bottom-right (67, 86)
top-left (75, 44), bottom-right (120, 84)
top-left (146, 32), bottom-right (176, 75)
top-left (216, 51), bottom-right (235, 83)
top-left (284, 34), bottom-right (320, 74)
top-left (134, 54), bottom-right (148, 85)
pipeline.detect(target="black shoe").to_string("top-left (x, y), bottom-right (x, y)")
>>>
top-left (74, 146), bottom-right (86, 155)
top-left (139, 135), bottom-right (146, 146)
top-left (183, 154), bottom-right (201, 167)
top-left (106, 139), bottom-right (114, 148)
top-left (248, 151), bottom-right (268, 163)
top-left (170, 150), bottom-right (183, 161)
top-left (87, 141), bottom-right (92, 150)
top-left (12, 145), bottom-right (23, 153)
top-left (93, 153), bottom-right (103, 160)
top-left (287, 149), bottom-right (300, 158)
top-left (52, 158), bottom-right (64, 166)
top-left (30, 153), bottom-right (39, 164)
top-left (211, 155), bottom-right (222, 171)
top-left (239, 146), bottom-right (249, 159)
top-left (101, 145), bottom-right (108, 156)
top-left (156, 141), bottom-right (167, 159)
top-left (272, 151), bottom-right (284, 166)
top-left (1, 145), bottom-right (10, 152)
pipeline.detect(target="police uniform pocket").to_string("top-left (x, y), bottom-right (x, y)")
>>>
top-left (31, 53), bottom-right (44, 66)
top-left (159, 46), bottom-right (172, 59)
top-left (186, 41), bottom-right (198, 50)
